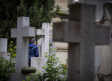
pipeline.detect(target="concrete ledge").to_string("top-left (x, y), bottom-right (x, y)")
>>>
top-left (7, 73), bottom-right (31, 81)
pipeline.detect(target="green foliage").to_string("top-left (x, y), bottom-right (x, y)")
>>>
top-left (7, 41), bottom-right (17, 59)
top-left (0, 0), bottom-right (60, 47)
top-left (24, 52), bottom-right (68, 81)
top-left (17, 0), bottom-right (27, 16)
top-left (0, 0), bottom-right (18, 45)
top-left (0, 57), bottom-right (15, 81)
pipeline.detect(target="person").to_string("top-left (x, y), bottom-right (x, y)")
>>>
top-left (29, 38), bottom-right (39, 67)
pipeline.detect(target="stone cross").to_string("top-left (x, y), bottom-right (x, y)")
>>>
top-left (11, 17), bottom-right (35, 73)
top-left (0, 38), bottom-right (10, 60)
top-left (36, 23), bottom-right (49, 57)
top-left (53, 3), bottom-right (110, 81)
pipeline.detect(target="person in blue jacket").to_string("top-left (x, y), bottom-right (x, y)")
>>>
top-left (29, 38), bottom-right (39, 67)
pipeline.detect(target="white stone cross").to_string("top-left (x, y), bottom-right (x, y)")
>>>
top-left (53, 3), bottom-right (110, 81)
top-left (11, 17), bottom-right (35, 73)
top-left (0, 38), bottom-right (10, 60)
top-left (36, 23), bottom-right (49, 57)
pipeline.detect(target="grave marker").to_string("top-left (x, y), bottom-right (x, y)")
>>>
top-left (36, 23), bottom-right (49, 57)
top-left (0, 38), bottom-right (10, 60)
top-left (53, 3), bottom-right (110, 81)
top-left (11, 17), bottom-right (35, 73)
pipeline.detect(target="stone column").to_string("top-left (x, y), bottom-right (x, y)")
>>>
top-left (0, 38), bottom-right (10, 60)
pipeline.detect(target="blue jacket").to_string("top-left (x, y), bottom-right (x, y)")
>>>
top-left (29, 44), bottom-right (39, 59)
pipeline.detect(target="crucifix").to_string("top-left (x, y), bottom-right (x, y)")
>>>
top-left (53, 3), bottom-right (110, 81)
top-left (36, 23), bottom-right (49, 57)
top-left (11, 17), bottom-right (36, 73)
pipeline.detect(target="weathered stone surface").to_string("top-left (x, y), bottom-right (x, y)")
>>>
top-left (36, 23), bottom-right (49, 57)
top-left (37, 45), bottom-right (41, 57)
top-left (100, 45), bottom-right (112, 75)
top-left (77, 1), bottom-right (112, 81)
top-left (11, 17), bottom-right (35, 73)
top-left (0, 38), bottom-right (7, 52)
top-left (53, 3), bottom-right (110, 81)
top-left (0, 38), bottom-right (10, 60)
top-left (31, 57), bottom-right (47, 72)
top-left (0, 52), bottom-right (10, 60)
top-left (95, 46), bottom-right (102, 75)
top-left (98, 2), bottom-right (112, 77)
top-left (79, 0), bottom-right (112, 20)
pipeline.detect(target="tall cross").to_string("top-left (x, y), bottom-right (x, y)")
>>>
top-left (36, 23), bottom-right (49, 57)
top-left (53, 3), bottom-right (110, 81)
top-left (11, 17), bottom-right (35, 73)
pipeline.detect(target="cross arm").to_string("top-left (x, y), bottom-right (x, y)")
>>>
top-left (11, 28), bottom-right (17, 38)
top-left (95, 25), bottom-right (110, 45)
top-left (36, 29), bottom-right (45, 35)
top-left (22, 27), bottom-right (35, 37)
top-left (53, 22), bottom-right (66, 42)
top-left (53, 21), bottom-right (81, 42)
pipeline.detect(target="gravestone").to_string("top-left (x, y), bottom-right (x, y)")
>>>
top-left (31, 57), bottom-right (47, 73)
top-left (11, 17), bottom-right (35, 73)
top-left (31, 23), bottom-right (50, 73)
top-left (78, 0), bottom-right (112, 81)
top-left (36, 23), bottom-right (49, 57)
top-left (53, 3), bottom-right (110, 81)
top-left (0, 38), bottom-right (10, 60)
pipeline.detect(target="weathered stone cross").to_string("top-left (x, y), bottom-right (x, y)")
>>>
top-left (53, 3), bottom-right (110, 81)
top-left (36, 23), bottom-right (49, 57)
top-left (11, 17), bottom-right (35, 73)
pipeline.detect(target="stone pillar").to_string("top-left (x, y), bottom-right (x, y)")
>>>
top-left (0, 38), bottom-right (10, 60)
top-left (78, 1), bottom-right (112, 81)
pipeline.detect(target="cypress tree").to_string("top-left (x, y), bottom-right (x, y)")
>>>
top-left (0, 0), bottom-right (60, 46)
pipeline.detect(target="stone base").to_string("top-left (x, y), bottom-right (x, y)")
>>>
top-left (31, 57), bottom-right (47, 73)
top-left (7, 73), bottom-right (31, 81)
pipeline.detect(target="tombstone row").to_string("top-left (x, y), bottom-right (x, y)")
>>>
top-left (0, 2), bottom-right (111, 81)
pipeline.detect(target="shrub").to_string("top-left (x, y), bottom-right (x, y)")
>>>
top-left (0, 57), bottom-right (15, 81)
top-left (24, 53), bottom-right (68, 81)
top-left (7, 41), bottom-right (16, 59)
